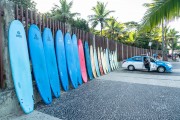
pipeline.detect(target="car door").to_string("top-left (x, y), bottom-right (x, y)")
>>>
top-left (150, 57), bottom-right (157, 71)
top-left (132, 57), bottom-right (143, 69)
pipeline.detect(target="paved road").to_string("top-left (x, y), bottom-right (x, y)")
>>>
top-left (34, 62), bottom-right (180, 120)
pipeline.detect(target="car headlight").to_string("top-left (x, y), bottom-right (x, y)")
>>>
top-left (167, 64), bottom-right (172, 67)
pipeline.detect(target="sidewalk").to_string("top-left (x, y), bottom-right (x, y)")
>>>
top-left (1, 111), bottom-right (61, 120)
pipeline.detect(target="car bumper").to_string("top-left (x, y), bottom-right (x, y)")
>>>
top-left (166, 67), bottom-right (173, 72)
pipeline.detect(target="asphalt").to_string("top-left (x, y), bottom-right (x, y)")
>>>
top-left (7, 62), bottom-right (180, 120)
top-left (34, 62), bottom-right (180, 120)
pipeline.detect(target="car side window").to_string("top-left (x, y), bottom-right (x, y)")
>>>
top-left (150, 58), bottom-right (155, 62)
top-left (132, 57), bottom-right (142, 61)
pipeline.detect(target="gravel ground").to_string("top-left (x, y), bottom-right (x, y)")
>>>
top-left (36, 78), bottom-right (180, 120)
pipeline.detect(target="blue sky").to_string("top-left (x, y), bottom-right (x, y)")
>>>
top-left (34, 0), bottom-right (180, 32)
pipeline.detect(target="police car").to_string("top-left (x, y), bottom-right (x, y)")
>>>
top-left (122, 56), bottom-right (172, 73)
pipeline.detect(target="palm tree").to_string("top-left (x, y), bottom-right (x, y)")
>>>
top-left (105, 17), bottom-right (120, 39)
top-left (166, 28), bottom-right (180, 59)
top-left (88, 1), bottom-right (114, 35)
top-left (140, 0), bottom-right (180, 31)
top-left (51, 0), bottom-right (80, 23)
top-left (114, 23), bottom-right (126, 41)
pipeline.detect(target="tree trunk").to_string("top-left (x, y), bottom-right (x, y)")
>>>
top-left (162, 21), bottom-right (165, 60)
top-left (172, 39), bottom-right (174, 60)
top-left (164, 26), bottom-right (167, 57)
top-left (100, 22), bottom-right (103, 36)
top-left (156, 41), bottom-right (159, 51)
top-left (112, 29), bottom-right (114, 40)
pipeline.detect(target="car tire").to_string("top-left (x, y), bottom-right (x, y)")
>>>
top-left (157, 66), bottom-right (165, 73)
top-left (128, 65), bottom-right (135, 71)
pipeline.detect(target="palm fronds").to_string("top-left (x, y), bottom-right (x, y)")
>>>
top-left (140, 0), bottom-right (180, 31)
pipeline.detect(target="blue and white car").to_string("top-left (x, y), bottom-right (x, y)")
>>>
top-left (122, 56), bottom-right (172, 73)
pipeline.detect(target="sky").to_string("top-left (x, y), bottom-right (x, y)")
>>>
top-left (34, 0), bottom-right (180, 32)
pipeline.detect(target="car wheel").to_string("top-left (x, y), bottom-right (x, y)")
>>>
top-left (157, 66), bottom-right (165, 73)
top-left (128, 65), bottom-right (135, 71)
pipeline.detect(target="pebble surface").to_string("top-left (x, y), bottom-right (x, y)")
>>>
top-left (36, 79), bottom-right (180, 120)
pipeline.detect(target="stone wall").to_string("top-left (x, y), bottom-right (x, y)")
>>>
top-left (0, 0), bottom-right (41, 117)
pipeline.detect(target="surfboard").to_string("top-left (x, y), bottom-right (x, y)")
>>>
top-left (90, 45), bottom-right (97, 78)
top-left (28, 25), bottom-right (52, 105)
top-left (109, 51), bottom-right (113, 71)
top-left (84, 41), bottom-right (93, 79)
top-left (112, 51), bottom-right (115, 70)
top-left (55, 30), bottom-right (69, 91)
top-left (64, 33), bottom-right (78, 88)
top-left (72, 35), bottom-right (83, 84)
top-left (103, 49), bottom-right (108, 73)
top-left (42, 28), bottom-right (60, 98)
top-left (115, 51), bottom-right (119, 68)
top-left (114, 51), bottom-right (117, 69)
top-left (101, 47), bottom-right (107, 74)
top-left (97, 47), bottom-right (104, 75)
top-left (9, 20), bottom-right (34, 113)
top-left (105, 49), bottom-right (111, 72)
top-left (78, 39), bottom-right (88, 83)
top-left (94, 48), bottom-right (101, 77)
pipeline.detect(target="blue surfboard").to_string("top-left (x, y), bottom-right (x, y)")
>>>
top-left (42, 28), bottom-right (60, 98)
top-left (94, 48), bottom-right (101, 77)
top-left (106, 49), bottom-right (111, 72)
top-left (84, 41), bottom-right (93, 79)
top-left (28, 25), bottom-right (52, 104)
top-left (55, 30), bottom-right (69, 91)
top-left (9, 20), bottom-right (34, 113)
top-left (72, 34), bottom-right (83, 85)
top-left (64, 33), bottom-right (78, 89)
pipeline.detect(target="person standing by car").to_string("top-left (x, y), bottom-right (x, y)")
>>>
top-left (144, 58), bottom-right (150, 71)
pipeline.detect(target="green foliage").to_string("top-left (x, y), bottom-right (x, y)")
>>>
top-left (9, 0), bottom-right (36, 10)
top-left (71, 18), bottom-right (90, 32)
top-left (135, 27), bottom-right (162, 49)
top-left (88, 1), bottom-right (114, 35)
top-left (140, 0), bottom-right (180, 31)
top-left (104, 16), bottom-right (125, 40)
top-left (51, 0), bottom-right (80, 23)
top-left (166, 28), bottom-right (180, 50)
top-left (175, 45), bottom-right (180, 50)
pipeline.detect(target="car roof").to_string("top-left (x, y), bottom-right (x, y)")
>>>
top-left (132, 56), bottom-right (148, 58)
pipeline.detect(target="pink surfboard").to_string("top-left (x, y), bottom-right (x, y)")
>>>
top-left (78, 39), bottom-right (88, 83)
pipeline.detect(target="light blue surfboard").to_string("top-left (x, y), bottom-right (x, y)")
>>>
top-left (55, 30), bottom-right (69, 91)
top-left (106, 49), bottom-right (111, 72)
top-left (64, 33), bottom-right (78, 89)
top-left (84, 41), bottom-right (93, 79)
top-left (94, 48), bottom-right (101, 77)
top-left (28, 25), bottom-right (52, 104)
top-left (72, 34), bottom-right (83, 85)
top-left (9, 20), bottom-right (34, 113)
top-left (109, 51), bottom-right (113, 70)
top-left (43, 28), bottom-right (60, 98)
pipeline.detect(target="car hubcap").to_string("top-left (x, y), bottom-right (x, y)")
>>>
top-left (129, 66), bottom-right (133, 70)
top-left (159, 67), bottom-right (164, 72)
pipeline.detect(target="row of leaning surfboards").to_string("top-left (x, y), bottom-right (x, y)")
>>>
top-left (8, 20), bottom-right (119, 114)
